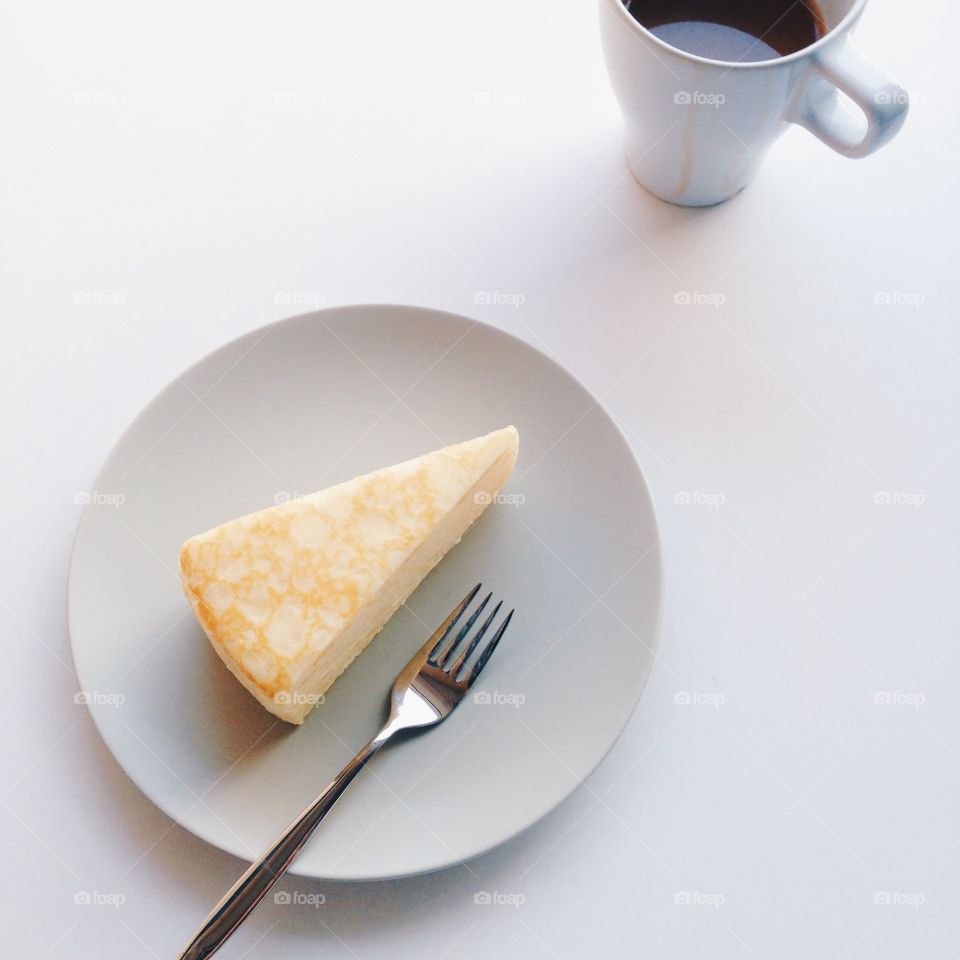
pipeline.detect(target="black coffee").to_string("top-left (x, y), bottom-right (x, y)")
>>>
top-left (624, 0), bottom-right (827, 61)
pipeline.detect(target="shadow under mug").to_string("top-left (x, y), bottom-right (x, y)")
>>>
top-left (599, 0), bottom-right (909, 206)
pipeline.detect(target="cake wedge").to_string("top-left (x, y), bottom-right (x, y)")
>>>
top-left (179, 426), bottom-right (519, 723)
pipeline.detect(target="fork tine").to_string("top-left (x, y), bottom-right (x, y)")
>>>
top-left (426, 583), bottom-right (481, 662)
top-left (450, 600), bottom-right (502, 679)
top-left (468, 609), bottom-right (513, 685)
top-left (435, 592), bottom-right (491, 668)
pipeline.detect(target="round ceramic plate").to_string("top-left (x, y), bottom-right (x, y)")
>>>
top-left (68, 305), bottom-right (662, 880)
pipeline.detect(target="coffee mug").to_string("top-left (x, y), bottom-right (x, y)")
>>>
top-left (599, 0), bottom-right (909, 206)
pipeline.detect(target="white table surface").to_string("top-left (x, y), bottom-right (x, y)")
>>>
top-left (2, 0), bottom-right (957, 956)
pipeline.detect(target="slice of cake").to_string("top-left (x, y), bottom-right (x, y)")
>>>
top-left (179, 426), bottom-right (519, 723)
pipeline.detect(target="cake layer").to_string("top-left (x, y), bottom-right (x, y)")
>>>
top-left (179, 426), bottom-right (519, 722)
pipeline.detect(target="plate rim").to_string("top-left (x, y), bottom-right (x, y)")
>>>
top-left (67, 303), bottom-right (664, 880)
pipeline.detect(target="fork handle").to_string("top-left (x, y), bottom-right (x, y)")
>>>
top-left (177, 728), bottom-right (392, 960)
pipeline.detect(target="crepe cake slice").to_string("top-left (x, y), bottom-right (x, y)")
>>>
top-left (179, 426), bottom-right (519, 723)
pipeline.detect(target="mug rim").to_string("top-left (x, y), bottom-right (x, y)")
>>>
top-left (605, 0), bottom-right (869, 68)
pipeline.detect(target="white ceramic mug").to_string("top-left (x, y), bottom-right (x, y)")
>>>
top-left (599, 0), bottom-right (909, 206)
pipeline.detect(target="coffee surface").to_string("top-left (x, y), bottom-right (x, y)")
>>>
top-left (624, 0), bottom-right (827, 61)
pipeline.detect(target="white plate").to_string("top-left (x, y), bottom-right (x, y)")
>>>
top-left (68, 305), bottom-right (662, 880)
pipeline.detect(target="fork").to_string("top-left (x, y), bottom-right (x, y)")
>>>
top-left (177, 583), bottom-right (513, 960)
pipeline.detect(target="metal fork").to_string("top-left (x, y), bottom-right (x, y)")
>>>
top-left (178, 583), bottom-right (513, 960)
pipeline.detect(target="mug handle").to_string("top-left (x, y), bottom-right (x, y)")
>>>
top-left (790, 35), bottom-right (908, 158)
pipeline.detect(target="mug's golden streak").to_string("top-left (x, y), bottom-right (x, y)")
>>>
top-left (179, 427), bottom-right (519, 723)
